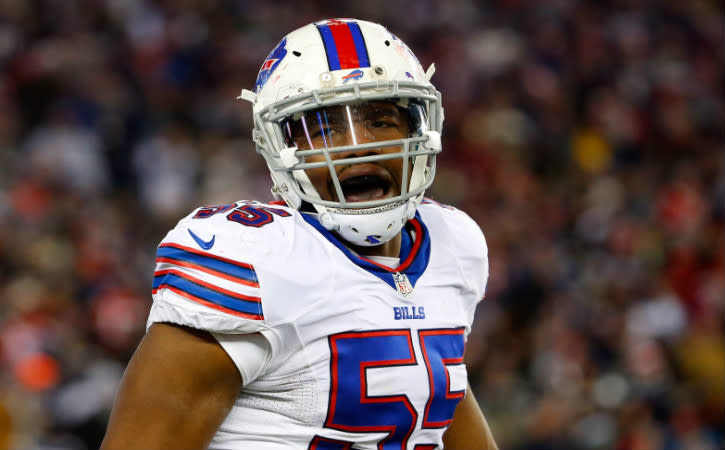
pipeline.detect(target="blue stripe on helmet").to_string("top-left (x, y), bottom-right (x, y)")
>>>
top-left (316, 24), bottom-right (340, 71)
top-left (347, 22), bottom-right (370, 67)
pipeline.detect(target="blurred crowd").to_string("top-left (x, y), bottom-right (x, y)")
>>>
top-left (0, 0), bottom-right (722, 449)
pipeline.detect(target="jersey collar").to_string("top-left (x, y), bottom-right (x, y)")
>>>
top-left (301, 212), bottom-right (431, 292)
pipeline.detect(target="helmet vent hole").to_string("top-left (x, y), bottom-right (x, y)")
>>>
top-left (293, 51), bottom-right (301, 57)
top-left (384, 40), bottom-right (390, 46)
top-left (352, 227), bottom-right (359, 233)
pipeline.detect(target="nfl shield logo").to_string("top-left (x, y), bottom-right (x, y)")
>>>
top-left (393, 272), bottom-right (414, 297)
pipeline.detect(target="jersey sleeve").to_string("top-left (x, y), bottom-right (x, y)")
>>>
top-left (147, 206), bottom-right (270, 335)
top-left (211, 331), bottom-right (272, 387)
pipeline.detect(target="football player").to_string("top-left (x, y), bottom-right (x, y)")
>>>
top-left (102, 18), bottom-right (497, 449)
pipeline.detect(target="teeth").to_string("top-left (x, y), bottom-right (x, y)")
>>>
top-left (346, 187), bottom-right (386, 202)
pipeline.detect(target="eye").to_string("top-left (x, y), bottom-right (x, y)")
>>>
top-left (370, 117), bottom-right (400, 129)
top-left (310, 125), bottom-right (340, 139)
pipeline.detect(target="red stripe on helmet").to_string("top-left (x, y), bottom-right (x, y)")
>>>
top-left (327, 22), bottom-right (360, 69)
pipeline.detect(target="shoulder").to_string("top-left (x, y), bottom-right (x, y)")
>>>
top-left (170, 200), bottom-right (299, 244)
top-left (417, 198), bottom-right (489, 301)
top-left (149, 200), bottom-right (310, 334)
top-left (418, 198), bottom-right (487, 260)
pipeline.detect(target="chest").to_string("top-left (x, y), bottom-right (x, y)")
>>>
top-left (278, 271), bottom-right (471, 448)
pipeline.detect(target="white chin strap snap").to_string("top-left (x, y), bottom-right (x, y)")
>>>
top-left (319, 211), bottom-right (339, 231)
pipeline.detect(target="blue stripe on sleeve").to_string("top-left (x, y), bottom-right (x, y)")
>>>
top-left (157, 245), bottom-right (257, 284)
top-left (153, 272), bottom-right (263, 318)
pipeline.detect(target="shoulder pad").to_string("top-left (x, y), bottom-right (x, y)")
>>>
top-left (418, 199), bottom-right (489, 299)
top-left (149, 201), bottom-right (299, 332)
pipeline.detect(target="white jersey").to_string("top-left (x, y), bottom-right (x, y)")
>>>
top-left (147, 199), bottom-right (488, 450)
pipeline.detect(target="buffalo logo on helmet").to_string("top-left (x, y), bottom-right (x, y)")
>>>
top-left (342, 69), bottom-right (364, 83)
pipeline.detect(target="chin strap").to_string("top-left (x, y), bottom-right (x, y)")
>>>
top-left (404, 197), bottom-right (418, 221)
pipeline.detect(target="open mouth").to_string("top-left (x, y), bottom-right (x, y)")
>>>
top-left (339, 175), bottom-right (391, 202)
top-left (335, 166), bottom-right (395, 202)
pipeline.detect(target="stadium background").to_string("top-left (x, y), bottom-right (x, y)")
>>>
top-left (0, 1), bottom-right (722, 448)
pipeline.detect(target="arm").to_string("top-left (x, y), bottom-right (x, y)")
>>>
top-left (101, 322), bottom-right (242, 449)
top-left (442, 383), bottom-right (498, 450)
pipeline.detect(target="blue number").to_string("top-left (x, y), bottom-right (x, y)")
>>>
top-left (192, 202), bottom-right (290, 227)
top-left (326, 330), bottom-right (417, 449)
top-left (418, 328), bottom-right (465, 428)
top-left (312, 328), bottom-right (466, 449)
top-left (227, 204), bottom-right (291, 227)
top-left (227, 204), bottom-right (274, 227)
top-left (193, 203), bottom-right (235, 219)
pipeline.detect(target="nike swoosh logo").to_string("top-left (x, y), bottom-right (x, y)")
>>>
top-left (188, 229), bottom-right (215, 250)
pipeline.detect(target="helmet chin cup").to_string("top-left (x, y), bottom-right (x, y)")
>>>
top-left (327, 203), bottom-right (408, 247)
top-left (317, 197), bottom-right (420, 247)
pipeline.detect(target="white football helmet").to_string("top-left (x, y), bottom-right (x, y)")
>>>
top-left (239, 18), bottom-right (443, 246)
